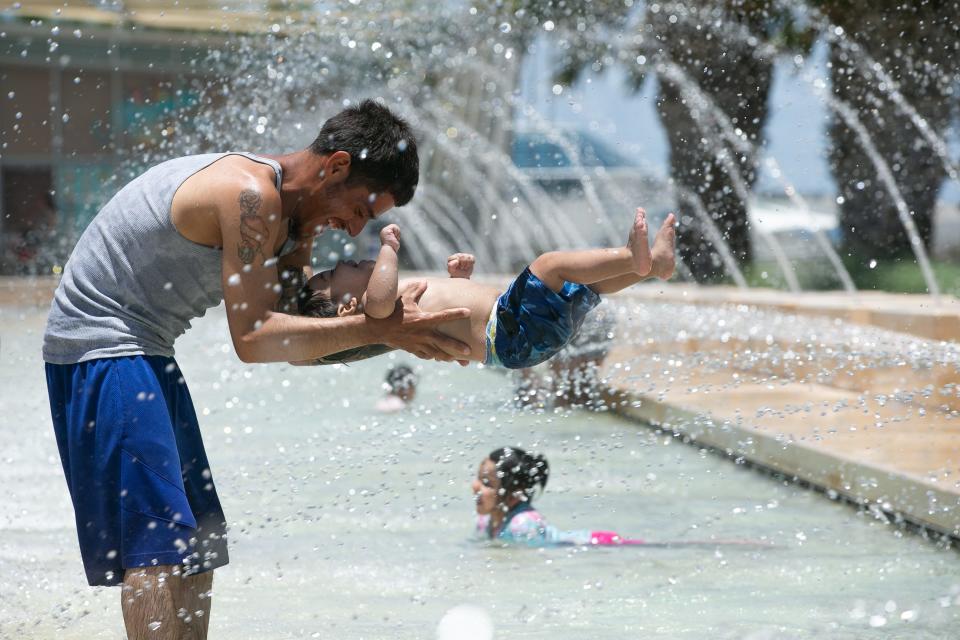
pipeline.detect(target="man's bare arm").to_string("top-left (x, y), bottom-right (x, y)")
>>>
top-left (217, 181), bottom-right (470, 363)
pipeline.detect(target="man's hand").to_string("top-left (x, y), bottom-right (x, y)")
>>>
top-left (380, 224), bottom-right (401, 252)
top-left (370, 280), bottom-right (472, 365)
top-left (447, 253), bottom-right (475, 279)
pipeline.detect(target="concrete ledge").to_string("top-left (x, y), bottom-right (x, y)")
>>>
top-left (0, 276), bottom-right (59, 308)
top-left (600, 285), bottom-right (960, 539)
top-left (625, 284), bottom-right (960, 342)
top-left (611, 389), bottom-right (959, 537)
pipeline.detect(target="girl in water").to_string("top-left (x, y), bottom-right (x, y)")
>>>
top-left (472, 447), bottom-right (643, 546)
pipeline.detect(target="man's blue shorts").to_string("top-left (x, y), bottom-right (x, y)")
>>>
top-left (486, 267), bottom-right (602, 369)
top-left (45, 355), bottom-right (228, 586)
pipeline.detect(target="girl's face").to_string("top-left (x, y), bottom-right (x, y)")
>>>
top-left (472, 458), bottom-right (500, 515)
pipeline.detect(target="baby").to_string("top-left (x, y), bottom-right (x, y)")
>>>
top-left (298, 208), bottom-right (676, 369)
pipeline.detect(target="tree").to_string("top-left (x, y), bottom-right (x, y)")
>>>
top-left (526, 0), bottom-right (801, 282)
top-left (817, 0), bottom-right (960, 269)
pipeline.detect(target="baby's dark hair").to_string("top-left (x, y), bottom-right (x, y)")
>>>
top-left (386, 364), bottom-right (417, 393)
top-left (489, 447), bottom-right (550, 502)
top-left (296, 282), bottom-right (394, 365)
top-left (298, 284), bottom-right (338, 319)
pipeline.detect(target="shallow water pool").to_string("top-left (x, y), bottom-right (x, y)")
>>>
top-left (1, 304), bottom-right (958, 639)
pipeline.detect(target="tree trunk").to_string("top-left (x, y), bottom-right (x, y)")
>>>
top-left (823, 1), bottom-right (958, 266)
top-left (648, 1), bottom-right (775, 282)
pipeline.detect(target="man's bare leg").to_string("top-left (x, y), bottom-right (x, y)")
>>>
top-left (122, 566), bottom-right (213, 640)
top-left (588, 213), bottom-right (677, 294)
top-left (530, 208), bottom-right (651, 292)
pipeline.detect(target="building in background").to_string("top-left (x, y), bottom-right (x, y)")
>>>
top-left (0, 2), bottom-right (260, 273)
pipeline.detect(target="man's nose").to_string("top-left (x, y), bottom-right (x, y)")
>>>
top-left (347, 219), bottom-right (365, 237)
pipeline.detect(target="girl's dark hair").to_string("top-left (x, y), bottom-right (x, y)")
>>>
top-left (489, 447), bottom-right (550, 502)
top-left (309, 99), bottom-right (419, 206)
top-left (386, 364), bottom-right (417, 392)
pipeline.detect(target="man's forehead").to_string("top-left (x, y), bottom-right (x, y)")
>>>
top-left (364, 190), bottom-right (396, 216)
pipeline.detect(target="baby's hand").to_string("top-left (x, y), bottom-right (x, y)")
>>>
top-left (380, 224), bottom-right (401, 251)
top-left (447, 253), bottom-right (475, 278)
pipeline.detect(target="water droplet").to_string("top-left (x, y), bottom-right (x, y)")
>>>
top-left (543, 20), bottom-right (555, 31)
top-left (437, 605), bottom-right (493, 640)
top-left (147, 621), bottom-right (162, 631)
top-left (227, 273), bottom-right (241, 286)
top-left (499, 22), bottom-right (511, 33)
top-left (868, 259), bottom-right (877, 269)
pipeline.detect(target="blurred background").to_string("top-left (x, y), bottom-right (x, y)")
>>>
top-left (1, 0), bottom-right (958, 295)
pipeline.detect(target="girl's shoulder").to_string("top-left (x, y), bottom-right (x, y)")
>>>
top-left (502, 508), bottom-right (548, 539)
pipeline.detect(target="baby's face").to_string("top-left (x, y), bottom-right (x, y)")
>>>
top-left (313, 260), bottom-right (376, 308)
top-left (472, 458), bottom-right (500, 515)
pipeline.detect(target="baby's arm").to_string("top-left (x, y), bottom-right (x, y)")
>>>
top-left (363, 224), bottom-right (401, 319)
top-left (447, 253), bottom-right (475, 279)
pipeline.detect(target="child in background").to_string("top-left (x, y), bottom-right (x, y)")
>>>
top-left (472, 447), bottom-right (644, 546)
top-left (297, 207), bottom-right (675, 369)
top-left (375, 364), bottom-right (418, 413)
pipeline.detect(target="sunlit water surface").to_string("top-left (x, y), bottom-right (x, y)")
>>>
top-left (1, 303), bottom-right (958, 639)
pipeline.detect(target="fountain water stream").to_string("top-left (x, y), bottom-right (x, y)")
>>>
top-left (3, 4), bottom-right (960, 638)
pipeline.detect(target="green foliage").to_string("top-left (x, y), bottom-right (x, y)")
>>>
top-left (843, 258), bottom-right (960, 296)
top-left (742, 260), bottom-right (845, 291)
top-left (740, 258), bottom-right (960, 295)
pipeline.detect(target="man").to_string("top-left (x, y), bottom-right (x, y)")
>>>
top-left (43, 100), bottom-right (469, 639)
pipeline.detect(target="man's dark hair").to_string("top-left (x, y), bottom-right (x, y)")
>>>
top-left (310, 99), bottom-right (419, 206)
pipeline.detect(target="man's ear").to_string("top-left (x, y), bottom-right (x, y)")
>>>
top-left (337, 296), bottom-right (360, 316)
top-left (324, 150), bottom-right (352, 184)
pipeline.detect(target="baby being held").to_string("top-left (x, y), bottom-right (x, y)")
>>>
top-left (299, 207), bottom-right (676, 369)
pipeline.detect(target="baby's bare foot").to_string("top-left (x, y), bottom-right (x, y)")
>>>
top-left (627, 207), bottom-right (652, 275)
top-left (649, 213), bottom-right (676, 280)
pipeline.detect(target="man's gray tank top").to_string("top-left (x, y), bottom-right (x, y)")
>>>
top-left (43, 152), bottom-right (283, 365)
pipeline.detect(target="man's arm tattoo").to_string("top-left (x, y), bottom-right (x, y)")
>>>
top-left (237, 189), bottom-right (268, 264)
